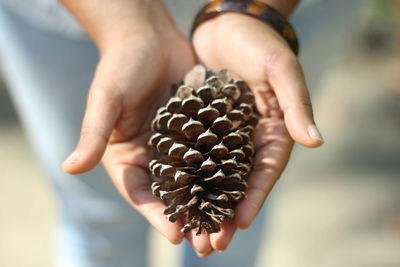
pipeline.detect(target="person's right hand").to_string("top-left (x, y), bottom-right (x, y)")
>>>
top-left (61, 0), bottom-right (196, 244)
top-left (190, 9), bottom-right (324, 256)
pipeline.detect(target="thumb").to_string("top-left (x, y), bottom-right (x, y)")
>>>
top-left (192, 13), bottom-right (323, 147)
top-left (62, 59), bottom-right (122, 174)
top-left (265, 52), bottom-right (324, 147)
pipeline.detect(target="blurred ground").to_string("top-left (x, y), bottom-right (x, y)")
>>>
top-left (258, 2), bottom-right (400, 266)
top-left (1, 1), bottom-right (400, 267)
top-left (0, 81), bottom-right (56, 266)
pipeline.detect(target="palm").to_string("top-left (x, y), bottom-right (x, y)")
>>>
top-left (183, 88), bottom-right (293, 255)
top-left (235, 102), bottom-right (293, 228)
top-left (187, 12), bottom-right (319, 255)
top-left (65, 12), bottom-right (320, 256)
top-left (97, 36), bottom-right (197, 243)
top-left (103, 128), bottom-right (186, 242)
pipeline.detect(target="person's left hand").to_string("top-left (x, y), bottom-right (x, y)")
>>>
top-left (61, 0), bottom-right (197, 245)
top-left (190, 12), bottom-right (324, 256)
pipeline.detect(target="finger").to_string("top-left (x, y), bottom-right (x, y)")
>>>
top-left (265, 51), bottom-right (324, 147)
top-left (186, 231), bottom-right (214, 257)
top-left (62, 59), bottom-right (123, 174)
top-left (210, 221), bottom-right (237, 251)
top-left (235, 119), bottom-right (293, 229)
top-left (109, 163), bottom-right (184, 244)
top-left (194, 14), bottom-right (324, 147)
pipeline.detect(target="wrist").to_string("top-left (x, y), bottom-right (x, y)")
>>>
top-left (192, 0), bottom-right (299, 55)
top-left (61, 0), bottom-right (177, 53)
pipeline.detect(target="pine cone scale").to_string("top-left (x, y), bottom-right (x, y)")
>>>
top-left (148, 65), bottom-right (259, 235)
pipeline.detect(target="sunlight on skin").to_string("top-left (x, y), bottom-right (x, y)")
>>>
top-left (236, 115), bottom-right (293, 230)
top-left (62, 1), bottom-right (321, 257)
top-left (188, 10), bottom-right (323, 255)
top-left (100, 84), bottom-right (293, 256)
top-left (184, 89), bottom-right (293, 255)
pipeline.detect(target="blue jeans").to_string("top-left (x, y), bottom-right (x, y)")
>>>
top-left (0, 5), bottom-right (268, 267)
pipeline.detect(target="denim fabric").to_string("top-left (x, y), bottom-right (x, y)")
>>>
top-left (0, 6), bottom-right (149, 267)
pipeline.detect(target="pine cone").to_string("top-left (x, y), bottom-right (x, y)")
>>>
top-left (148, 65), bottom-right (259, 235)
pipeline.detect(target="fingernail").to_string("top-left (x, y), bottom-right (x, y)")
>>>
top-left (196, 249), bottom-right (213, 258)
top-left (307, 125), bottom-right (324, 142)
top-left (196, 252), bottom-right (207, 258)
top-left (64, 151), bottom-right (80, 164)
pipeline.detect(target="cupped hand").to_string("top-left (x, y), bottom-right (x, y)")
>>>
top-left (190, 13), bottom-right (324, 256)
top-left (62, 11), bottom-right (196, 244)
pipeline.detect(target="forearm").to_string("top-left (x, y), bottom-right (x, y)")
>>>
top-left (258, 0), bottom-right (300, 17)
top-left (60, 0), bottom-right (174, 52)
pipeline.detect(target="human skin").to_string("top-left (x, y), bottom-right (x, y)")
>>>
top-left (61, 0), bottom-right (323, 257)
top-left (189, 0), bottom-right (325, 257)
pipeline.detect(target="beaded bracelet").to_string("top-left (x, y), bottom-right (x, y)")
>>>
top-left (191, 0), bottom-right (299, 55)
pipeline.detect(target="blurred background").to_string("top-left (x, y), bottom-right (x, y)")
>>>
top-left (1, 0), bottom-right (399, 266)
